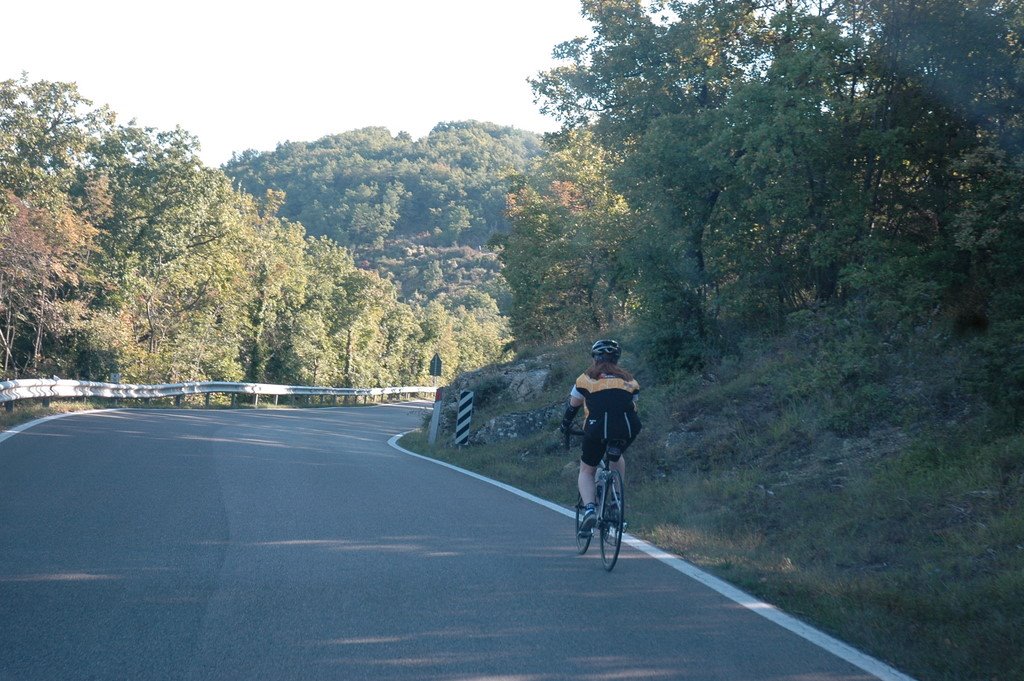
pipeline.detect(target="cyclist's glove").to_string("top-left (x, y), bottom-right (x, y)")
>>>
top-left (560, 402), bottom-right (581, 433)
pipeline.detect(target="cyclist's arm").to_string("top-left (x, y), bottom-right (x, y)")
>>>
top-left (561, 386), bottom-right (586, 431)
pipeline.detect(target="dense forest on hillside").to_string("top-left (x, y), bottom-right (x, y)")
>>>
top-left (4, 0), bottom-right (1021, 414)
top-left (222, 123), bottom-right (542, 305)
top-left (0, 78), bottom-right (512, 386)
top-left (224, 123), bottom-right (542, 248)
top-left (497, 0), bottom-right (1024, 421)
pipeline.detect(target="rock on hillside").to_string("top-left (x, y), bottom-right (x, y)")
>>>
top-left (438, 356), bottom-right (563, 445)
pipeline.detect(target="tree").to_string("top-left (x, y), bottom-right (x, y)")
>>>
top-left (0, 197), bottom-right (94, 374)
top-left (85, 125), bottom-right (254, 381)
top-left (238, 190), bottom-right (308, 383)
top-left (0, 77), bottom-right (106, 377)
top-left (524, 0), bottom-right (1024, 375)
top-left (0, 76), bottom-right (113, 211)
top-left (496, 130), bottom-right (632, 345)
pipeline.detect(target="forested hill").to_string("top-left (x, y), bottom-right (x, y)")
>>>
top-left (224, 123), bottom-right (543, 248)
top-left (222, 123), bottom-right (544, 304)
top-left (0, 79), bottom-right (517, 388)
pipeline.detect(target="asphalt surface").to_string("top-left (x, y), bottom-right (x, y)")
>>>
top-left (0, 404), bottom-right (889, 680)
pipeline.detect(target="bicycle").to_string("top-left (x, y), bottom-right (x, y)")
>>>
top-left (564, 427), bottom-right (626, 571)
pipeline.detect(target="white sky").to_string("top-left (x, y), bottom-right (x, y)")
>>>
top-left (3, 0), bottom-right (593, 167)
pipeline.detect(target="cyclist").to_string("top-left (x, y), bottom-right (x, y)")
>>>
top-left (560, 339), bottom-right (641, 535)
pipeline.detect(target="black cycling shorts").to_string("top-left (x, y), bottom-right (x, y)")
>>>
top-left (580, 434), bottom-right (630, 467)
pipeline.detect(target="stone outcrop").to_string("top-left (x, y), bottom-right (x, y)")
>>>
top-left (466, 403), bottom-right (563, 445)
top-left (438, 356), bottom-right (559, 445)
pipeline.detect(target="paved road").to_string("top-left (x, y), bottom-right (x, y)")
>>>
top-left (1, 405), bottom-right (894, 680)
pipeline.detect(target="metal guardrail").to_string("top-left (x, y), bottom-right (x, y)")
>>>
top-left (1, 378), bottom-right (437, 410)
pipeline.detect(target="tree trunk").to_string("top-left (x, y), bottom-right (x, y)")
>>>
top-left (345, 328), bottom-right (354, 384)
top-left (247, 264), bottom-right (271, 382)
top-left (1, 305), bottom-right (14, 374)
top-left (146, 294), bottom-right (158, 354)
top-left (31, 291), bottom-right (45, 372)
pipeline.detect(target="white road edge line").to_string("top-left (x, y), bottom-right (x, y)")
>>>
top-left (0, 409), bottom-right (119, 447)
top-left (386, 432), bottom-right (917, 681)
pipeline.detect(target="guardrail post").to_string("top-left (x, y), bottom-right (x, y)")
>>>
top-left (253, 394), bottom-right (259, 408)
top-left (231, 394), bottom-right (237, 408)
top-left (274, 395), bottom-right (279, 406)
top-left (428, 388), bottom-right (443, 445)
top-left (42, 398), bottom-right (51, 408)
top-left (4, 401), bottom-right (12, 413)
top-left (174, 395), bottom-right (182, 407)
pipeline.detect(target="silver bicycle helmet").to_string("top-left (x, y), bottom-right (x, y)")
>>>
top-left (591, 339), bottom-right (621, 363)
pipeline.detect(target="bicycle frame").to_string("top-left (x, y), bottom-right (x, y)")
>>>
top-left (594, 457), bottom-right (618, 522)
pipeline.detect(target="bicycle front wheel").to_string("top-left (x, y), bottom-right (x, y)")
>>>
top-left (599, 470), bottom-right (624, 571)
top-left (574, 495), bottom-right (592, 554)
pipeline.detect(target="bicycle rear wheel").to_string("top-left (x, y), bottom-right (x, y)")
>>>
top-left (574, 495), bottom-right (592, 554)
top-left (599, 470), bottom-right (624, 571)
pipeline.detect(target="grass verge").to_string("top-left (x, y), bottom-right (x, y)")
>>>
top-left (0, 400), bottom-right (110, 432)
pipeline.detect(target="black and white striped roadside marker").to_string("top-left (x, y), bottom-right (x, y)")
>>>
top-left (454, 390), bottom-right (474, 445)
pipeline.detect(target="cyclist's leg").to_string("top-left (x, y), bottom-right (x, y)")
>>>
top-left (578, 436), bottom-right (603, 506)
top-left (578, 462), bottom-right (597, 506)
